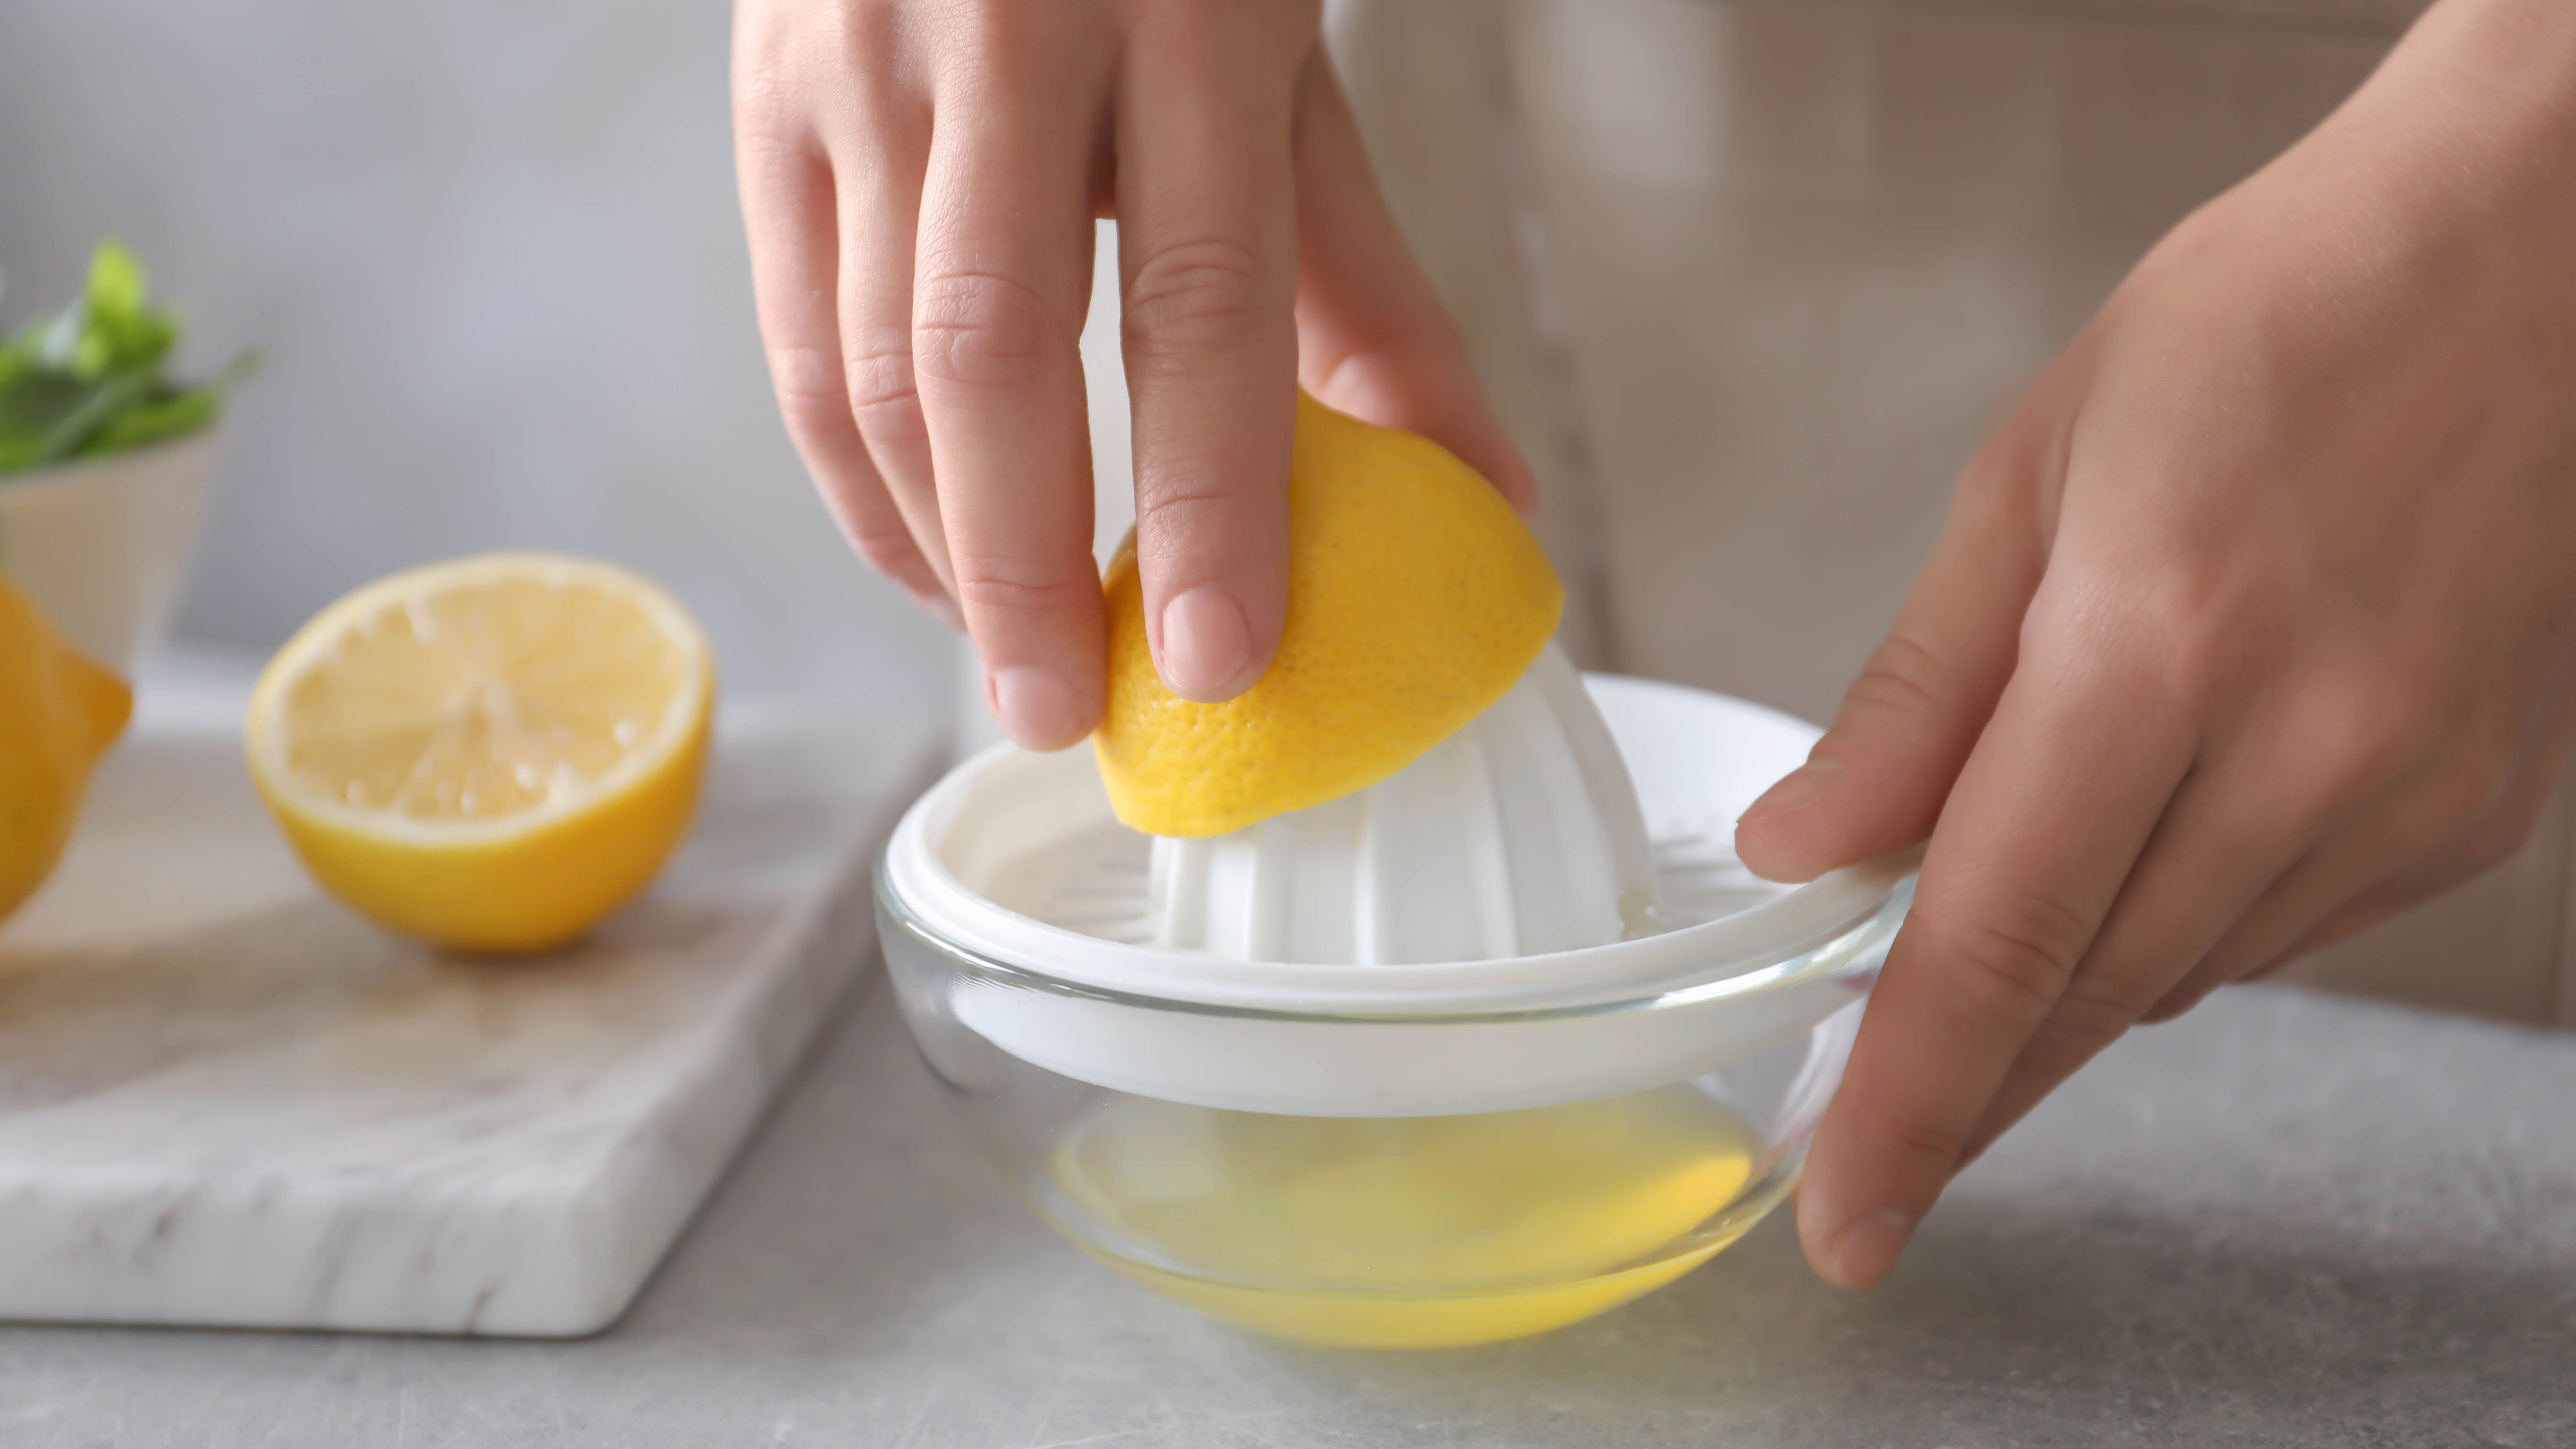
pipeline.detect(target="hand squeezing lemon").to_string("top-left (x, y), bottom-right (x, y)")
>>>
top-left (1093, 392), bottom-right (1563, 839)
top-left (247, 553), bottom-right (714, 953)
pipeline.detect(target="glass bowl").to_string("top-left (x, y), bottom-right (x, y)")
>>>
top-left (882, 883), bottom-right (1892, 1348)
top-left (874, 673), bottom-right (1913, 1349)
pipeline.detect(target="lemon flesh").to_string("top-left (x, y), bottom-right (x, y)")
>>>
top-left (246, 552), bottom-right (714, 953)
top-left (1095, 393), bottom-right (1563, 839)
top-left (0, 574), bottom-right (132, 925)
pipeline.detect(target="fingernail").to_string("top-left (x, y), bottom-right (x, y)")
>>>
top-left (989, 667), bottom-right (1084, 750)
top-left (1739, 757), bottom-right (1844, 825)
top-left (1156, 586), bottom-right (1258, 701)
top-left (1818, 1208), bottom-right (1914, 1292)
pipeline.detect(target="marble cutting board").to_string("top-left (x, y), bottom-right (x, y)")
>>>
top-left (0, 685), bottom-right (942, 1337)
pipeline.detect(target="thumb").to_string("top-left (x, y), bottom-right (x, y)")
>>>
top-left (1734, 422), bottom-right (2057, 883)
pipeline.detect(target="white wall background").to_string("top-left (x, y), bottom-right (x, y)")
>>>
top-left (0, 0), bottom-right (965, 712)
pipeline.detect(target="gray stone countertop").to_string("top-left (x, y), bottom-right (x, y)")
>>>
top-left (3, 977), bottom-right (2571, 1448)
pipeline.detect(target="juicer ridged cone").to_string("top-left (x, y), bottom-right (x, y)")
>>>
top-left (1142, 644), bottom-right (1658, 965)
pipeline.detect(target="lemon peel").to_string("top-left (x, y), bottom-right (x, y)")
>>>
top-left (0, 574), bottom-right (131, 925)
top-left (1095, 392), bottom-right (1562, 839)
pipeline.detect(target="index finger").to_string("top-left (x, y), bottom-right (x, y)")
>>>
top-left (1797, 607), bottom-right (2193, 1289)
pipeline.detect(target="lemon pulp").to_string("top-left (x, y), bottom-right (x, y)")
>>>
top-left (270, 574), bottom-right (695, 824)
top-left (1049, 1085), bottom-right (1772, 1348)
top-left (247, 552), bottom-right (714, 953)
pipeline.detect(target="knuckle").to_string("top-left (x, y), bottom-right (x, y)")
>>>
top-left (768, 343), bottom-right (856, 433)
top-left (2146, 602), bottom-right (2239, 706)
top-left (2282, 676), bottom-right (2432, 806)
top-left (729, 46), bottom-right (802, 125)
top-left (2075, 555), bottom-right (2257, 711)
top-left (1889, 1116), bottom-right (1970, 1173)
top-left (1836, 631), bottom-right (1953, 728)
top-left (1133, 480), bottom-right (1239, 542)
top-left (2373, 686), bottom-right (2454, 764)
top-left (912, 270), bottom-right (1065, 390)
top-left (1934, 893), bottom-right (2094, 1026)
top-left (731, 94), bottom-right (807, 160)
top-left (948, 549), bottom-right (1102, 616)
top-left (846, 522), bottom-right (927, 581)
top-left (1121, 237), bottom-right (1280, 367)
top-left (2033, 969), bottom-right (2143, 1058)
top-left (843, 327), bottom-right (927, 443)
top-left (2306, 732), bottom-right (2410, 808)
top-left (734, 0), bottom-right (880, 117)
top-left (1131, 461), bottom-right (1291, 570)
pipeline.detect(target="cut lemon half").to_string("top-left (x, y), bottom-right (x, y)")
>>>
top-left (0, 572), bottom-right (132, 926)
top-left (1094, 392), bottom-right (1563, 838)
top-left (246, 552), bottom-right (715, 953)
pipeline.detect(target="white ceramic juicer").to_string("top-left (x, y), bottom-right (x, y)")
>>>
top-left (877, 634), bottom-right (1920, 1347)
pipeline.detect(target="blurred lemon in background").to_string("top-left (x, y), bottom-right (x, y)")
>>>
top-left (246, 552), bottom-right (713, 953)
top-left (0, 573), bottom-right (132, 925)
top-left (1093, 392), bottom-right (1563, 839)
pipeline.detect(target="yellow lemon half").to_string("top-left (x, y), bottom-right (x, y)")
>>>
top-left (1095, 392), bottom-right (1563, 838)
top-left (246, 553), bottom-right (714, 953)
top-left (0, 574), bottom-right (132, 925)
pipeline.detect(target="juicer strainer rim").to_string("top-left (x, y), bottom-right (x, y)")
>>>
top-left (882, 673), bottom-right (1922, 1016)
top-left (879, 849), bottom-right (1909, 1026)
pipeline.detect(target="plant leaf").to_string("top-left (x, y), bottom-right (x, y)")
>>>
top-left (0, 239), bottom-right (243, 476)
top-left (86, 389), bottom-right (219, 456)
top-left (88, 239), bottom-right (148, 319)
top-left (36, 366), bottom-right (159, 462)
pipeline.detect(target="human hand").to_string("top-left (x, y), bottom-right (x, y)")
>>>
top-left (1734, 0), bottom-right (2576, 1290)
top-left (732, 0), bottom-right (1534, 748)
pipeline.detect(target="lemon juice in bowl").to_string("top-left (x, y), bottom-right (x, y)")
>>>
top-left (1047, 1086), bottom-right (1774, 1348)
top-left (879, 848), bottom-right (1888, 1351)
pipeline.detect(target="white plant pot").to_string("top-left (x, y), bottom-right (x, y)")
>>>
top-left (0, 427), bottom-right (220, 673)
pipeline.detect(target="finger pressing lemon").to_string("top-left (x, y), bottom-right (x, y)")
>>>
top-left (0, 573), bottom-right (132, 926)
top-left (1094, 392), bottom-right (1563, 839)
top-left (246, 552), bottom-right (714, 953)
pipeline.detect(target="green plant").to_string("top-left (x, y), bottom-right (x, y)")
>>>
top-left (0, 239), bottom-right (253, 473)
